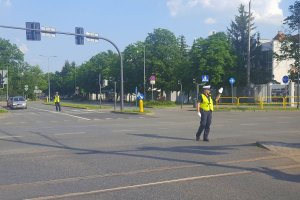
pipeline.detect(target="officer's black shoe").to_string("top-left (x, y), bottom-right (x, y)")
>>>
top-left (196, 137), bottom-right (200, 141)
top-left (203, 138), bottom-right (209, 142)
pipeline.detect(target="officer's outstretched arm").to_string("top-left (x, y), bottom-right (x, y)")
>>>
top-left (216, 87), bottom-right (223, 102)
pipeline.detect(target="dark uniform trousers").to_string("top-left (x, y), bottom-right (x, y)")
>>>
top-left (196, 109), bottom-right (212, 139)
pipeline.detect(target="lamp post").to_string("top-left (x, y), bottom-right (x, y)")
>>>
top-left (178, 80), bottom-right (183, 109)
top-left (137, 45), bottom-right (146, 99)
top-left (297, 19), bottom-right (300, 109)
top-left (39, 55), bottom-right (57, 102)
top-left (143, 45), bottom-right (146, 100)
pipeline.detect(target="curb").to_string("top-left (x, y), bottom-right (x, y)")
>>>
top-left (256, 141), bottom-right (300, 163)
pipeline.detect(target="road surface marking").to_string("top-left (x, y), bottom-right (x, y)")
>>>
top-left (2, 154), bottom-right (290, 189)
top-left (239, 123), bottom-right (258, 126)
top-left (54, 132), bottom-right (86, 136)
top-left (25, 171), bottom-right (251, 200)
top-left (0, 132), bottom-right (87, 140)
top-left (24, 164), bottom-right (300, 200)
top-left (0, 135), bottom-right (23, 139)
top-left (31, 107), bottom-right (90, 121)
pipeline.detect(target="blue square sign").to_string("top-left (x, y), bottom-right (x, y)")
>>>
top-left (202, 75), bottom-right (209, 82)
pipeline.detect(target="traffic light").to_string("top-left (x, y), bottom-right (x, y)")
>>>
top-left (75, 27), bottom-right (84, 45)
top-left (0, 72), bottom-right (4, 89)
top-left (178, 80), bottom-right (181, 85)
top-left (193, 78), bottom-right (196, 84)
top-left (26, 22), bottom-right (41, 41)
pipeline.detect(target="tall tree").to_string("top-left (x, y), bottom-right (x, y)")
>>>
top-left (123, 41), bottom-right (145, 94)
top-left (175, 35), bottom-right (193, 96)
top-left (0, 38), bottom-right (24, 99)
top-left (76, 50), bottom-right (119, 95)
top-left (227, 4), bottom-right (256, 86)
top-left (191, 32), bottom-right (236, 88)
top-left (275, 1), bottom-right (300, 81)
top-left (145, 28), bottom-right (181, 99)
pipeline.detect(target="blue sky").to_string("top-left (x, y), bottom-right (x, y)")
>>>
top-left (0, 0), bottom-right (293, 72)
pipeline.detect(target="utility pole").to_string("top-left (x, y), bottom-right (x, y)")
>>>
top-left (247, 0), bottom-right (251, 91)
top-left (39, 55), bottom-right (57, 102)
top-left (143, 45), bottom-right (146, 100)
top-left (297, 12), bottom-right (300, 109)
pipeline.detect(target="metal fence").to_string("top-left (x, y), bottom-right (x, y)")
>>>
top-left (216, 96), bottom-right (299, 109)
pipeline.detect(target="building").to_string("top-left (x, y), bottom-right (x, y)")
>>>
top-left (260, 32), bottom-right (295, 84)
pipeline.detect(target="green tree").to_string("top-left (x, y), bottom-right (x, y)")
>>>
top-left (123, 41), bottom-right (145, 94)
top-left (275, 1), bottom-right (300, 81)
top-left (227, 4), bottom-right (256, 86)
top-left (191, 32), bottom-right (236, 88)
top-left (76, 50), bottom-right (119, 96)
top-left (175, 35), bottom-right (193, 100)
top-left (0, 38), bottom-right (24, 99)
top-left (145, 28), bottom-right (181, 99)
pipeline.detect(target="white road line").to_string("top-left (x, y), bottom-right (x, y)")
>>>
top-left (24, 171), bottom-right (251, 200)
top-left (239, 123), bottom-right (258, 126)
top-left (0, 135), bottom-right (23, 139)
top-left (0, 132), bottom-right (87, 139)
top-left (25, 164), bottom-right (300, 200)
top-left (54, 132), bottom-right (86, 136)
top-left (30, 107), bottom-right (91, 121)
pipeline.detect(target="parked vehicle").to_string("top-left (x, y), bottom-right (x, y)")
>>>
top-left (7, 96), bottom-right (27, 109)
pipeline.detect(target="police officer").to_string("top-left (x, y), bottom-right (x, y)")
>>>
top-left (54, 92), bottom-right (61, 112)
top-left (196, 85), bottom-right (223, 141)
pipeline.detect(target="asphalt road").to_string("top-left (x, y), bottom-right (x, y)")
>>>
top-left (0, 102), bottom-right (299, 200)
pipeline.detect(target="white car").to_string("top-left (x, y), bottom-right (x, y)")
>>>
top-left (7, 96), bottom-right (27, 109)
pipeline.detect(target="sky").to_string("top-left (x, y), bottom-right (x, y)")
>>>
top-left (0, 0), bottom-right (294, 73)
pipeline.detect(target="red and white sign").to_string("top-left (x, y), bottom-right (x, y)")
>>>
top-left (149, 75), bottom-right (156, 85)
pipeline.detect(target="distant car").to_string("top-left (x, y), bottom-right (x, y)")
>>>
top-left (7, 96), bottom-right (27, 109)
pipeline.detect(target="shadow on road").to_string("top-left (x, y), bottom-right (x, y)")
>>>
top-left (0, 130), bottom-right (299, 183)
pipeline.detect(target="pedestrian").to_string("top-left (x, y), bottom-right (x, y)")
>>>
top-left (54, 92), bottom-right (61, 112)
top-left (196, 85), bottom-right (223, 142)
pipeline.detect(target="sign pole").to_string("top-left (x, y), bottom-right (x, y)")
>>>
top-left (231, 84), bottom-right (234, 104)
top-left (99, 74), bottom-right (102, 109)
top-left (6, 67), bottom-right (8, 100)
top-left (151, 84), bottom-right (153, 100)
top-left (229, 77), bottom-right (236, 104)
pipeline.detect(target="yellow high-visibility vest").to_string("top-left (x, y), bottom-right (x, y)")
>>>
top-left (200, 94), bottom-right (214, 111)
top-left (54, 95), bottom-right (60, 103)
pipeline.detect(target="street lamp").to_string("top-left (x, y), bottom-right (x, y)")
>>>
top-left (143, 45), bottom-right (146, 100)
top-left (39, 55), bottom-right (57, 102)
top-left (137, 45), bottom-right (146, 100)
top-left (178, 80), bottom-right (183, 109)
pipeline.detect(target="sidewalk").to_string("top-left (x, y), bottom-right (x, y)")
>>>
top-left (257, 141), bottom-right (300, 163)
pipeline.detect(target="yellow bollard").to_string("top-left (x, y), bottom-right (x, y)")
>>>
top-left (139, 99), bottom-right (144, 113)
top-left (260, 97), bottom-right (264, 110)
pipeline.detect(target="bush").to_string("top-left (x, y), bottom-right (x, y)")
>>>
top-left (144, 100), bottom-right (176, 107)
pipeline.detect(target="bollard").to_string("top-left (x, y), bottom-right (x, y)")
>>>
top-left (260, 97), bottom-right (264, 110)
top-left (139, 99), bottom-right (144, 113)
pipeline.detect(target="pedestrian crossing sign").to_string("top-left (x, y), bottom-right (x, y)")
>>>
top-left (202, 75), bottom-right (209, 82)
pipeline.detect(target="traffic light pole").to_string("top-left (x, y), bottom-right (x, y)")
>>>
top-left (0, 24), bottom-right (124, 111)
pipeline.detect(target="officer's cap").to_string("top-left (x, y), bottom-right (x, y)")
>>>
top-left (203, 85), bottom-right (211, 90)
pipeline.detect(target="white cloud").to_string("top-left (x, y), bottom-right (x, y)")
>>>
top-left (166, 0), bottom-right (182, 16)
top-left (19, 43), bottom-right (29, 54)
top-left (1, 0), bottom-right (12, 7)
top-left (166, 0), bottom-right (284, 25)
top-left (204, 17), bottom-right (216, 24)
